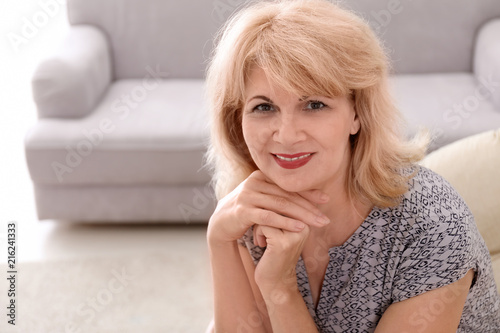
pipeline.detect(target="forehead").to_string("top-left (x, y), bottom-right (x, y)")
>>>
top-left (245, 67), bottom-right (271, 93)
top-left (244, 66), bottom-right (298, 101)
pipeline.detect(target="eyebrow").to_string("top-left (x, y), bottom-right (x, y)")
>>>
top-left (246, 95), bottom-right (274, 104)
top-left (246, 95), bottom-right (310, 104)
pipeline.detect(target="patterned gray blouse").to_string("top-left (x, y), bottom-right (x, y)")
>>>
top-left (239, 167), bottom-right (500, 332)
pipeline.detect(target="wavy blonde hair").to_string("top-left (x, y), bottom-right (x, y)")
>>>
top-left (205, 0), bottom-right (427, 207)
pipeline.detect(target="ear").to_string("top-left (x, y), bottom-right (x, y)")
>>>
top-left (350, 107), bottom-right (361, 135)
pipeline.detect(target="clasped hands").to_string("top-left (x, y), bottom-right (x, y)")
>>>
top-left (207, 170), bottom-right (331, 295)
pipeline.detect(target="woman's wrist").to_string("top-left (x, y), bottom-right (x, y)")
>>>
top-left (207, 234), bottom-right (238, 251)
top-left (260, 284), bottom-right (319, 333)
top-left (258, 277), bottom-right (300, 304)
top-left (206, 215), bottom-right (235, 248)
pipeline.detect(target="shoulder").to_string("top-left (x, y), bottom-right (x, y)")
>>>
top-left (387, 166), bottom-right (479, 275)
top-left (389, 166), bottom-right (482, 291)
top-left (404, 165), bottom-right (469, 212)
top-left (398, 166), bottom-right (473, 237)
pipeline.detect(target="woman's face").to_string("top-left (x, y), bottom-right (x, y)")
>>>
top-left (242, 67), bottom-right (360, 193)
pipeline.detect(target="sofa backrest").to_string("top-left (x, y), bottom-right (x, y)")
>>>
top-left (342, 0), bottom-right (500, 74)
top-left (67, 0), bottom-right (500, 79)
top-left (67, 0), bottom-right (224, 80)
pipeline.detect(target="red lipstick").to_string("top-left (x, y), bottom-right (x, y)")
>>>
top-left (272, 152), bottom-right (314, 169)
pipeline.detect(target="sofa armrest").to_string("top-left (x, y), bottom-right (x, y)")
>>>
top-left (31, 25), bottom-right (112, 118)
top-left (474, 19), bottom-right (500, 110)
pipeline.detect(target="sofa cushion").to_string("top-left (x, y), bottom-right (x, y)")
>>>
top-left (25, 79), bottom-right (211, 186)
top-left (391, 73), bottom-right (500, 150)
top-left (420, 128), bottom-right (500, 257)
top-left (33, 183), bottom-right (215, 223)
top-left (492, 254), bottom-right (500, 294)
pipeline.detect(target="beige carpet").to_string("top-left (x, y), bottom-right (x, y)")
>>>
top-left (0, 252), bottom-right (213, 333)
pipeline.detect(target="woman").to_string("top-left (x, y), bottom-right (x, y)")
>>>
top-left (205, 0), bottom-right (500, 332)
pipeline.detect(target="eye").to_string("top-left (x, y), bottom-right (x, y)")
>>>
top-left (305, 100), bottom-right (327, 111)
top-left (253, 103), bottom-right (275, 113)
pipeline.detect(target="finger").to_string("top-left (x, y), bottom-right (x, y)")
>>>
top-left (282, 191), bottom-right (327, 219)
top-left (246, 176), bottom-right (327, 218)
top-left (248, 169), bottom-right (267, 181)
top-left (297, 189), bottom-right (330, 205)
top-left (253, 225), bottom-right (268, 247)
top-left (249, 208), bottom-right (307, 232)
top-left (259, 225), bottom-right (309, 245)
top-left (258, 225), bottom-right (284, 239)
top-left (252, 171), bottom-right (329, 204)
top-left (252, 193), bottom-right (330, 228)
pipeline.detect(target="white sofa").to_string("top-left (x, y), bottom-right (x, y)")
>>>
top-left (25, 0), bottom-right (500, 222)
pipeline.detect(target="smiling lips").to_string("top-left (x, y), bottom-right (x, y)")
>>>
top-left (272, 152), bottom-right (314, 169)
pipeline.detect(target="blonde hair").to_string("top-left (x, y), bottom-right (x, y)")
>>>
top-left (205, 0), bottom-right (427, 207)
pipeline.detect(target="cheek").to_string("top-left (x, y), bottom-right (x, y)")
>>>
top-left (318, 121), bottom-right (352, 152)
top-left (242, 118), bottom-right (273, 153)
top-left (241, 118), bottom-right (255, 152)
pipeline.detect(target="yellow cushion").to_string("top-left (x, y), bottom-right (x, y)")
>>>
top-left (420, 129), bottom-right (500, 256)
top-left (492, 254), bottom-right (500, 294)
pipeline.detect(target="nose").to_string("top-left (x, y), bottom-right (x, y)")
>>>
top-left (272, 112), bottom-right (307, 146)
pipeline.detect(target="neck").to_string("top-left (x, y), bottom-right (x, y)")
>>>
top-left (310, 179), bottom-right (373, 248)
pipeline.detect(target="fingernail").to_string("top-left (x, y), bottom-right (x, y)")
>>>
top-left (295, 221), bottom-right (305, 230)
top-left (316, 215), bottom-right (330, 225)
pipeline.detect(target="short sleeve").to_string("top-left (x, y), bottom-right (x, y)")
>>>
top-left (391, 206), bottom-right (477, 303)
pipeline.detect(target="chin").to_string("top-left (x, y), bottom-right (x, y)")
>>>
top-left (270, 174), bottom-right (314, 193)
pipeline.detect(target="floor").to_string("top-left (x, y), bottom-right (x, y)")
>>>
top-left (0, 0), bottom-right (212, 307)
